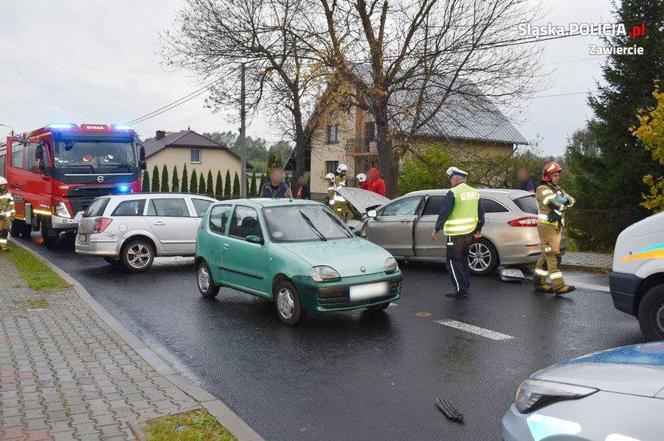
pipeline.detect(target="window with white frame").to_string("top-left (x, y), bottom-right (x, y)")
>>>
top-left (190, 149), bottom-right (201, 163)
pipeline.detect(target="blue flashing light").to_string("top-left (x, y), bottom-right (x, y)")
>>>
top-left (118, 185), bottom-right (130, 193)
top-left (114, 124), bottom-right (132, 131)
top-left (48, 123), bottom-right (74, 129)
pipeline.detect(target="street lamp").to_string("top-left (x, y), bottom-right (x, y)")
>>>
top-left (0, 123), bottom-right (14, 136)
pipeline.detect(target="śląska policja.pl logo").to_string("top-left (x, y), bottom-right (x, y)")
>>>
top-left (517, 22), bottom-right (647, 56)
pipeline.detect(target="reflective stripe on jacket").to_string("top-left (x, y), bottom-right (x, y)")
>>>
top-left (443, 183), bottom-right (480, 236)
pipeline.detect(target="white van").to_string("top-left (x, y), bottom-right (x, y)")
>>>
top-left (610, 211), bottom-right (664, 340)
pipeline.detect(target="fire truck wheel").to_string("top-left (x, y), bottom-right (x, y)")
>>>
top-left (10, 220), bottom-right (24, 238)
top-left (41, 218), bottom-right (61, 250)
top-left (21, 223), bottom-right (32, 238)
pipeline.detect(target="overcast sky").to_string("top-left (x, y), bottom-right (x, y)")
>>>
top-left (0, 0), bottom-right (614, 156)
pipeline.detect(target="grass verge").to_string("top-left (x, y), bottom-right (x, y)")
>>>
top-left (1, 242), bottom-right (69, 291)
top-left (142, 409), bottom-right (236, 441)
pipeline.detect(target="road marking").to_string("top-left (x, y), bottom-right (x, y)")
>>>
top-left (566, 280), bottom-right (610, 293)
top-left (434, 319), bottom-right (513, 341)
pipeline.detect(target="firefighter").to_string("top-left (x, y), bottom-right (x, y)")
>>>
top-left (335, 163), bottom-right (348, 187)
top-left (356, 173), bottom-right (368, 189)
top-left (534, 162), bottom-right (576, 294)
top-left (0, 176), bottom-right (15, 251)
top-left (432, 167), bottom-right (485, 299)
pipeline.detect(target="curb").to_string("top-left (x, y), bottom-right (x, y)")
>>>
top-left (10, 238), bottom-right (264, 441)
top-left (560, 263), bottom-right (610, 274)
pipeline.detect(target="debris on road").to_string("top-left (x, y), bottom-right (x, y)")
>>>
top-left (436, 398), bottom-right (464, 423)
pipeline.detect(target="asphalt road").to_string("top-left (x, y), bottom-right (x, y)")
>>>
top-left (19, 236), bottom-right (643, 441)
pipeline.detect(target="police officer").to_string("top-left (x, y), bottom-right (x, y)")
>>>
top-left (0, 176), bottom-right (15, 251)
top-left (432, 167), bottom-right (485, 299)
top-left (534, 162), bottom-right (575, 294)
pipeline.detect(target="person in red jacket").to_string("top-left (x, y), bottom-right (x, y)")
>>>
top-left (366, 167), bottom-right (386, 196)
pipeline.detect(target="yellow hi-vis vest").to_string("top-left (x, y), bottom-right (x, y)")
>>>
top-left (443, 183), bottom-right (480, 236)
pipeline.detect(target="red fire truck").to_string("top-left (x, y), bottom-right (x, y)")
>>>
top-left (0, 123), bottom-right (145, 249)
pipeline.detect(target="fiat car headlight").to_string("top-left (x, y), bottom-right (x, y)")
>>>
top-left (310, 266), bottom-right (341, 282)
top-left (515, 379), bottom-right (597, 414)
top-left (385, 257), bottom-right (398, 272)
top-left (54, 202), bottom-right (71, 218)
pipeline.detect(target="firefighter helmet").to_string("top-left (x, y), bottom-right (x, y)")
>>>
top-left (324, 173), bottom-right (335, 182)
top-left (542, 162), bottom-right (563, 182)
top-left (336, 163), bottom-right (348, 174)
top-left (0, 176), bottom-right (7, 186)
top-left (356, 173), bottom-right (367, 183)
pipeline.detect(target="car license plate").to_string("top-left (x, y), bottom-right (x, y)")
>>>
top-left (349, 282), bottom-right (389, 301)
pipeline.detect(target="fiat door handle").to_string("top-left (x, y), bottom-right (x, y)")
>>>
top-left (223, 243), bottom-right (230, 249)
top-left (153, 221), bottom-right (165, 226)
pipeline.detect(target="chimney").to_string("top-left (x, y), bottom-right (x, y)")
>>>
top-left (155, 130), bottom-right (166, 140)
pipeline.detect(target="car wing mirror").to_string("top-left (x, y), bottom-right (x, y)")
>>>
top-left (138, 143), bottom-right (147, 170)
top-left (367, 209), bottom-right (377, 218)
top-left (36, 142), bottom-right (47, 171)
top-left (246, 234), bottom-right (263, 245)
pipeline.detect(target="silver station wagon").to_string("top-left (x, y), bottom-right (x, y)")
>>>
top-left (361, 189), bottom-right (547, 275)
top-left (75, 193), bottom-right (216, 272)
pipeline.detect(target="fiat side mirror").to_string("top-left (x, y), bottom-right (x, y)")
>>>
top-left (367, 209), bottom-right (377, 218)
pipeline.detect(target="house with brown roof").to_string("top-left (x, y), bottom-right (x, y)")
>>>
top-left (286, 74), bottom-right (528, 198)
top-left (143, 129), bottom-right (248, 188)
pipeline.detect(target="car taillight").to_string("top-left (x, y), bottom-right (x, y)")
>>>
top-left (93, 218), bottom-right (113, 233)
top-left (508, 217), bottom-right (538, 227)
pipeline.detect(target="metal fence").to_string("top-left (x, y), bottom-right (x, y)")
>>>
top-left (564, 208), bottom-right (644, 253)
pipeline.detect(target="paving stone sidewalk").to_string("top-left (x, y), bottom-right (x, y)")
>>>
top-left (561, 251), bottom-right (613, 271)
top-left (0, 257), bottom-right (200, 441)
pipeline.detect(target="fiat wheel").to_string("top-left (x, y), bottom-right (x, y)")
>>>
top-left (274, 280), bottom-right (305, 325)
top-left (468, 239), bottom-right (499, 276)
top-left (197, 261), bottom-right (220, 298)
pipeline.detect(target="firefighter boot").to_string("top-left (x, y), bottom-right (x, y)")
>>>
top-left (0, 230), bottom-right (8, 251)
top-left (533, 255), bottom-right (553, 292)
top-left (554, 285), bottom-right (576, 295)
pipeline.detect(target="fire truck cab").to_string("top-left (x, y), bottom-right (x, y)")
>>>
top-left (0, 123), bottom-right (145, 249)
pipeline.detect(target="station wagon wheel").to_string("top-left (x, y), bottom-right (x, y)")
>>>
top-left (197, 261), bottom-right (220, 298)
top-left (274, 280), bottom-right (305, 325)
top-left (121, 238), bottom-right (155, 273)
top-left (467, 239), bottom-right (499, 276)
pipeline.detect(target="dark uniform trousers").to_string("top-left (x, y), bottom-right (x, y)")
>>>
top-left (447, 234), bottom-right (473, 292)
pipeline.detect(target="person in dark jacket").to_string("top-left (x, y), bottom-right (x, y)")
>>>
top-left (294, 176), bottom-right (311, 200)
top-left (261, 168), bottom-right (292, 198)
top-left (517, 168), bottom-right (536, 193)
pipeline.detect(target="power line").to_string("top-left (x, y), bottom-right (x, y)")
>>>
top-left (127, 32), bottom-right (587, 126)
top-left (127, 79), bottom-right (222, 125)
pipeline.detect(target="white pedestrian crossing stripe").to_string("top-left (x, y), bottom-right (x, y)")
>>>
top-left (434, 319), bottom-right (513, 341)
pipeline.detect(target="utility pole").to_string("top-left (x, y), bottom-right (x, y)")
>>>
top-left (239, 63), bottom-right (247, 198)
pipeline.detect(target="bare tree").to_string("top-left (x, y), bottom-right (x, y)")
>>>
top-left (297, 0), bottom-right (544, 197)
top-left (161, 0), bottom-right (328, 182)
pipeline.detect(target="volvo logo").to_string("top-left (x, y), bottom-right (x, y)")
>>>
top-left (360, 266), bottom-right (366, 273)
top-left (97, 176), bottom-right (104, 183)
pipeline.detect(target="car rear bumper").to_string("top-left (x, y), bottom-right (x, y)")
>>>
top-left (75, 233), bottom-right (118, 256)
top-left (609, 271), bottom-right (641, 315)
top-left (292, 272), bottom-right (402, 312)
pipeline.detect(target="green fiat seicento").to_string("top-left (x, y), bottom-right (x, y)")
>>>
top-left (195, 198), bottom-right (402, 325)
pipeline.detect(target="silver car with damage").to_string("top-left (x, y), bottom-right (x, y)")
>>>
top-left (75, 193), bottom-right (215, 272)
top-left (502, 342), bottom-right (664, 440)
top-left (355, 188), bottom-right (544, 275)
